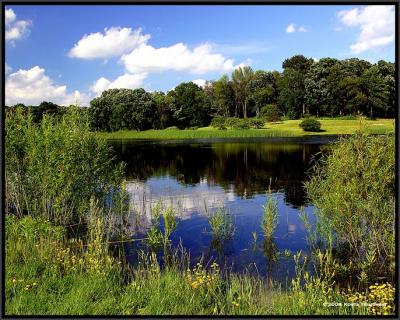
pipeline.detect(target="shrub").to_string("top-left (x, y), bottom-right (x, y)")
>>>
top-left (260, 104), bottom-right (281, 122)
top-left (305, 132), bottom-right (395, 282)
top-left (210, 116), bottom-right (226, 129)
top-left (248, 118), bottom-right (265, 129)
top-left (5, 107), bottom-right (127, 225)
top-left (232, 119), bottom-right (250, 130)
top-left (299, 118), bottom-right (321, 132)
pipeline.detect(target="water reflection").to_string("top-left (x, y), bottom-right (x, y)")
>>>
top-left (111, 137), bottom-right (332, 208)
top-left (109, 137), bottom-right (336, 278)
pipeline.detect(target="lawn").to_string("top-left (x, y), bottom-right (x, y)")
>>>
top-left (98, 119), bottom-right (395, 140)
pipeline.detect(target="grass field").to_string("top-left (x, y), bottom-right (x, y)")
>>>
top-left (98, 119), bottom-right (395, 140)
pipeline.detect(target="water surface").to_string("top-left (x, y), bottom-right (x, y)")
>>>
top-left (110, 136), bottom-right (336, 280)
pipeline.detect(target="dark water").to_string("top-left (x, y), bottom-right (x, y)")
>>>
top-left (109, 136), bottom-right (336, 281)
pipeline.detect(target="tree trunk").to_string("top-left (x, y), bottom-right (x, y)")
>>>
top-left (243, 100), bottom-right (247, 118)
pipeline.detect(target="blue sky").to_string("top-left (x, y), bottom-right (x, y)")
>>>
top-left (5, 5), bottom-right (395, 106)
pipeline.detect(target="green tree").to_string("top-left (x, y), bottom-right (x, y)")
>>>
top-left (89, 88), bottom-right (158, 131)
top-left (360, 66), bottom-right (390, 118)
top-left (305, 58), bottom-right (340, 117)
top-left (232, 66), bottom-right (254, 118)
top-left (152, 91), bottom-right (174, 129)
top-left (172, 82), bottom-right (210, 128)
top-left (249, 71), bottom-right (276, 117)
top-left (213, 75), bottom-right (235, 117)
top-left (279, 55), bottom-right (313, 117)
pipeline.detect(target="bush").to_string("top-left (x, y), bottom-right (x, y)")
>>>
top-left (248, 118), bottom-right (265, 129)
top-left (5, 107), bottom-right (127, 225)
top-left (260, 104), bottom-right (281, 122)
top-left (305, 132), bottom-right (395, 282)
top-left (231, 119), bottom-right (250, 130)
top-left (299, 118), bottom-right (321, 132)
top-left (210, 116), bottom-right (226, 129)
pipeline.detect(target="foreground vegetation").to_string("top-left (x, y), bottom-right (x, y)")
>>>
top-left (5, 108), bottom-right (396, 316)
top-left (99, 118), bottom-right (394, 140)
top-left (6, 215), bottom-right (395, 316)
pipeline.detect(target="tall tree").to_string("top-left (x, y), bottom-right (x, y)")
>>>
top-left (249, 70), bottom-right (276, 117)
top-left (172, 82), bottom-right (210, 128)
top-left (280, 55), bottom-right (313, 117)
top-left (305, 58), bottom-right (339, 117)
top-left (213, 75), bottom-right (235, 117)
top-left (360, 65), bottom-right (390, 118)
top-left (232, 66), bottom-right (254, 118)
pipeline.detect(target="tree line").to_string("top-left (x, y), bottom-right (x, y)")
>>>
top-left (7, 55), bottom-right (395, 131)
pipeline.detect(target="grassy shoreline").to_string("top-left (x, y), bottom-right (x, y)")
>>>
top-left (6, 215), bottom-right (394, 316)
top-left (98, 119), bottom-right (395, 140)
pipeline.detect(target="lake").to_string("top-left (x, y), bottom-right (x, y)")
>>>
top-left (109, 136), bottom-right (337, 282)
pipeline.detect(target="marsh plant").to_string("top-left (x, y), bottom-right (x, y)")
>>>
top-left (305, 131), bottom-right (395, 283)
top-left (207, 208), bottom-right (236, 242)
top-left (5, 106), bottom-right (127, 226)
top-left (262, 197), bottom-right (279, 239)
top-left (146, 203), bottom-right (178, 257)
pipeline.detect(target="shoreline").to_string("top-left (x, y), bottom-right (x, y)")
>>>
top-left (98, 119), bottom-right (395, 141)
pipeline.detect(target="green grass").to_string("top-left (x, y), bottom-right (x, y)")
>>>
top-left (98, 119), bottom-right (395, 140)
top-left (6, 215), bottom-right (395, 316)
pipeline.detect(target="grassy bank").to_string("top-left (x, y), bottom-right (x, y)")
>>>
top-left (99, 119), bottom-right (395, 140)
top-left (6, 215), bottom-right (394, 316)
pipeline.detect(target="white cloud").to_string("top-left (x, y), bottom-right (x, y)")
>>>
top-left (5, 8), bottom-right (31, 42)
top-left (286, 23), bottom-right (296, 33)
top-left (68, 27), bottom-right (150, 59)
top-left (298, 26), bottom-right (307, 32)
top-left (337, 5), bottom-right (395, 53)
top-left (6, 66), bottom-right (89, 106)
top-left (5, 8), bottom-right (16, 25)
top-left (192, 79), bottom-right (206, 88)
top-left (286, 23), bottom-right (307, 33)
top-left (121, 42), bottom-right (243, 75)
top-left (90, 72), bottom-right (148, 95)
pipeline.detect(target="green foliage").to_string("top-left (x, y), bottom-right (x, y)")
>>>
top-left (247, 118), bottom-right (265, 129)
top-left (5, 106), bottom-right (127, 225)
top-left (6, 215), bottom-right (386, 316)
top-left (260, 104), bottom-right (281, 122)
top-left (208, 208), bottom-right (236, 241)
top-left (210, 116), bottom-right (226, 129)
top-left (213, 75), bottom-right (235, 117)
top-left (172, 82), bottom-right (210, 128)
top-left (305, 132), bottom-right (395, 282)
top-left (262, 197), bottom-right (279, 238)
top-left (89, 88), bottom-right (158, 131)
top-left (299, 118), bottom-right (322, 132)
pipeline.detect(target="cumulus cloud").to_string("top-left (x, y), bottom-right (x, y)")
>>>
top-left (90, 72), bottom-right (148, 95)
top-left (121, 42), bottom-right (243, 74)
top-left (68, 27), bottom-right (150, 59)
top-left (5, 8), bottom-right (16, 25)
top-left (6, 66), bottom-right (89, 106)
top-left (337, 5), bottom-right (395, 53)
top-left (286, 23), bottom-right (307, 33)
top-left (192, 79), bottom-right (207, 88)
top-left (5, 8), bottom-right (31, 42)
